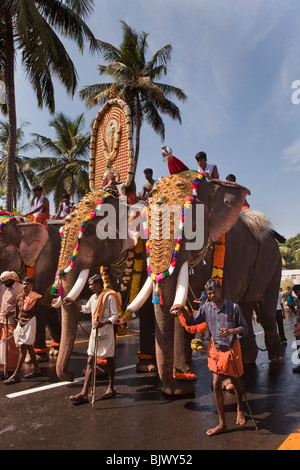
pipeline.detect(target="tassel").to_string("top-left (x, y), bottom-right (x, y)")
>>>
top-left (58, 285), bottom-right (63, 296)
top-left (159, 288), bottom-right (163, 305)
top-left (51, 284), bottom-right (58, 295)
top-left (152, 282), bottom-right (160, 304)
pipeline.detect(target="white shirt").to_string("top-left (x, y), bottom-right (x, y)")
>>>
top-left (277, 292), bottom-right (283, 310)
top-left (81, 292), bottom-right (119, 324)
top-left (34, 195), bottom-right (44, 216)
top-left (198, 162), bottom-right (219, 178)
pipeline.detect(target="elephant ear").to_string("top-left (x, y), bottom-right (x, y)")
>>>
top-left (208, 180), bottom-right (250, 241)
top-left (18, 223), bottom-right (49, 266)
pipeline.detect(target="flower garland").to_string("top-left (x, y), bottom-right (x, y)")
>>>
top-left (0, 215), bottom-right (15, 232)
top-left (178, 313), bottom-right (208, 335)
top-left (51, 193), bottom-right (112, 295)
top-left (142, 175), bottom-right (204, 283)
top-left (120, 249), bottom-right (134, 292)
top-left (100, 265), bottom-right (112, 290)
top-left (123, 238), bottom-right (144, 321)
top-left (211, 234), bottom-right (226, 285)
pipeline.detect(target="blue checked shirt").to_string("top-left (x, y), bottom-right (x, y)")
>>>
top-left (187, 299), bottom-right (248, 351)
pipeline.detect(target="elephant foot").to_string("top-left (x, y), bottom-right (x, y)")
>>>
top-left (49, 347), bottom-right (59, 357)
top-left (162, 380), bottom-right (195, 396)
top-left (136, 359), bottom-right (157, 373)
top-left (240, 337), bottom-right (258, 365)
top-left (36, 353), bottom-right (49, 363)
top-left (25, 352), bottom-right (49, 363)
top-left (265, 333), bottom-right (284, 362)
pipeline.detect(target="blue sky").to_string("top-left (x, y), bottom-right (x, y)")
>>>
top-left (12, 0), bottom-right (300, 239)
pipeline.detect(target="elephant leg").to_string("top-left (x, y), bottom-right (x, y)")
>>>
top-left (137, 296), bottom-right (157, 373)
top-left (174, 316), bottom-right (194, 376)
top-left (46, 307), bottom-right (61, 356)
top-left (239, 303), bottom-right (258, 364)
top-left (259, 267), bottom-right (284, 362)
top-left (154, 275), bottom-right (195, 396)
top-left (32, 308), bottom-right (49, 362)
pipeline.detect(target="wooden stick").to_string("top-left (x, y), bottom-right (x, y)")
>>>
top-left (91, 328), bottom-right (98, 408)
top-left (4, 316), bottom-right (8, 379)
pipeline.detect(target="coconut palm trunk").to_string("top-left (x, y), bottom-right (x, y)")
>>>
top-left (4, 13), bottom-right (16, 212)
top-left (133, 96), bottom-right (142, 180)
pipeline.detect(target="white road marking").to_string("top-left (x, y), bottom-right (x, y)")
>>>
top-left (6, 364), bottom-right (136, 399)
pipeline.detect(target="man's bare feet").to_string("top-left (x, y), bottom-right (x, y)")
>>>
top-left (236, 410), bottom-right (246, 426)
top-left (206, 424), bottom-right (227, 436)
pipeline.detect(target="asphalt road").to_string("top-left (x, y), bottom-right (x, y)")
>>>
top-left (0, 310), bottom-right (299, 454)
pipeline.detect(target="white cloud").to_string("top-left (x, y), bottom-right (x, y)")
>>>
top-left (283, 139), bottom-right (300, 171)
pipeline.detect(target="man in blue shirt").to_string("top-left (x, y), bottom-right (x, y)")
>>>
top-left (170, 278), bottom-right (248, 436)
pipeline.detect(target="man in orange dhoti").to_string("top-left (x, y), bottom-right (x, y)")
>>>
top-left (170, 278), bottom-right (248, 436)
top-left (24, 186), bottom-right (50, 228)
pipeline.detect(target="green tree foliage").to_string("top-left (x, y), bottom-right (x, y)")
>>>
top-left (0, 0), bottom-right (99, 212)
top-left (279, 234), bottom-right (300, 269)
top-left (80, 20), bottom-right (187, 178)
top-left (0, 120), bottom-right (38, 209)
top-left (26, 112), bottom-right (90, 209)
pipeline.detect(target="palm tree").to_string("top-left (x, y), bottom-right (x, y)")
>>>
top-left (0, 120), bottom-right (37, 209)
top-left (0, 0), bottom-right (99, 212)
top-left (79, 20), bottom-right (187, 178)
top-left (26, 112), bottom-right (90, 209)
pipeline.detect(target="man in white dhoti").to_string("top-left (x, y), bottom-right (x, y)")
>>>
top-left (64, 274), bottom-right (120, 405)
top-left (4, 278), bottom-right (44, 384)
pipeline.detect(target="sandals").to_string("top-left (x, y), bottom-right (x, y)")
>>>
top-left (69, 394), bottom-right (89, 405)
top-left (4, 375), bottom-right (20, 385)
top-left (102, 390), bottom-right (116, 400)
top-left (24, 371), bottom-right (41, 379)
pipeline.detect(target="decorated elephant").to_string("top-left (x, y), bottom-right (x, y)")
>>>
top-left (0, 214), bottom-right (62, 357)
top-left (127, 171), bottom-right (283, 395)
top-left (53, 185), bottom-right (158, 381)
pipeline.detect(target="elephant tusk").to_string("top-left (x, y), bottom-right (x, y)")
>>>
top-left (52, 297), bottom-right (62, 309)
top-left (127, 276), bottom-right (154, 313)
top-left (66, 268), bottom-right (90, 301)
top-left (173, 261), bottom-right (189, 306)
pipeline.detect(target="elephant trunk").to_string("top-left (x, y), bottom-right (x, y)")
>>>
top-left (56, 302), bottom-right (80, 382)
top-left (56, 268), bottom-right (90, 381)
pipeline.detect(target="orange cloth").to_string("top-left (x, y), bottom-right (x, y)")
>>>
top-left (92, 289), bottom-right (121, 323)
top-left (33, 212), bottom-right (49, 228)
top-left (23, 291), bottom-right (42, 311)
top-left (0, 323), bottom-right (19, 372)
top-left (207, 338), bottom-right (243, 377)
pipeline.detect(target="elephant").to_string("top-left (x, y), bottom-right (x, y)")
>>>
top-left (127, 171), bottom-right (283, 395)
top-left (0, 214), bottom-right (62, 357)
top-left (53, 186), bottom-right (153, 382)
top-left (53, 182), bottom-right (202, 381)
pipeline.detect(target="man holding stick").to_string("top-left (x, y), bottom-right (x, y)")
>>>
top-left (64, 274), bottom-right (120, 405)
top-left (170, 278), bottom-right (249, 436)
